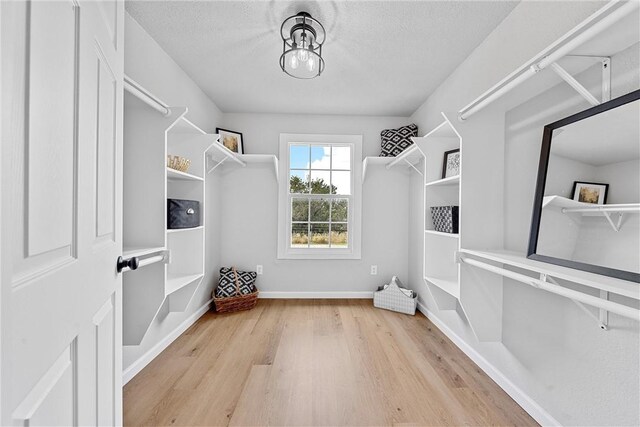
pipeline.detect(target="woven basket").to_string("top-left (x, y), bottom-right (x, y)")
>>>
top-left (167, 155), bottom-right (191, 173)
top-left (213, 267), bottom-right (259, 313)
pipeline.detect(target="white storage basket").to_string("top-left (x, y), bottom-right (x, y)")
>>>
top-left (373, 277), bottom-right (417, 315)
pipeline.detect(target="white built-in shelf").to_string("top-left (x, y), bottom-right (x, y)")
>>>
top-left (426, 175), bottom-right (460, 187)
top-left (236, 154), bottom-right (279, 181)
top-left (543, 196), bottom-right (640, 232)
top-left (460, 249), bottom-right (640, 300)
top-left (122, 246), bottom-right (166, 259)
top-left (387, 144), bottom-right (424, 170)
top-left (166, 167), bottom-right (204, 182)
top-left (166, 273), bottom-right (204, 295)
top-left (425, 230), bottom-right (459, 238)
top-left (424, 275), bottom-right (460, 299)
top-left (166, 225), bottom-right (204, 234)
top-left (207, 139), bottom-right (246, 172)
top-left (362, 146), bottom-right (424, 181)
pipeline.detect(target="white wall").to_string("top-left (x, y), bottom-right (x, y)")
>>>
top-left (218, 113), bottom-right (413, 294)
top-left (123, 13), bottom-right (224, 373)
top-left (409, 2), bottom-right (639, 426)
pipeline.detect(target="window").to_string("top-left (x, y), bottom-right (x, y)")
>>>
top-left (278, 134), bottom-right (362, 259)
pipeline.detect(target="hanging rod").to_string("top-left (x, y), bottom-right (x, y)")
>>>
top-left (458, 0), bottom-right (639, 121)
top-left (123, 74), bottom-right (171, 117)
top-left (460, 256), bottom-right (640, 321)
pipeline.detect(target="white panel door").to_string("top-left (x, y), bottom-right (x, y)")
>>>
top-left (1, 1), bottom-right (124, 425)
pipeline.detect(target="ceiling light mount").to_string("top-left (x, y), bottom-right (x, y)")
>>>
top-left (280, 11), bottom-right (325, 79)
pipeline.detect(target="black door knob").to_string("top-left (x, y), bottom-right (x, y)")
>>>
top-left (117, 256), bottom-right (140, 273)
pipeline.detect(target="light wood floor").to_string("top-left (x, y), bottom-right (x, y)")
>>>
top-left (124, 300), bottom-right (537, 426)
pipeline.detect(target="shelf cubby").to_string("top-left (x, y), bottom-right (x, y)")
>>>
top-left (123, 103), bottom-right (213, 346)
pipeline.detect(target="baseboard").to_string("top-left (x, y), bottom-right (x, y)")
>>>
top-left (416, 302), bottom-right (561, 427)
top-left (122, 299), bottom-right (213, 385)
top-left (259, 291), bottom-right (373, 299)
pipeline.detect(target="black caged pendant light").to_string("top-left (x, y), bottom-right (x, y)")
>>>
top-left (280, 11), bottom-right (326, 79)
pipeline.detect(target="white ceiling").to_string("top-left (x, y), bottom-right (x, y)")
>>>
top-left (125, 0), bottom-right (519, 116)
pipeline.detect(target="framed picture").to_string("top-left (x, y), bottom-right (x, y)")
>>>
top-left (216, 128), bottom-right (244, 154)
top-left (441, 148), bottom-right (460, 179)
top-left (572, 181), bottom-right (608, 204)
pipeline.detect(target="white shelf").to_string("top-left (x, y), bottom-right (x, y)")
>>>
top-left (543, 195), bottom-right (640, 232)
top-left (122, 246), bottom-right (166, 259)
top-left (386, 144), bottom-right (423, 170)
top-left (166, 273), bottom-right (204, 295)
top-left (424, 275), bottom-right (460, 299)
top-left (207, 139), bottom-right (246, 172)
top-left (460, 249), bottom-right (640, 300)
top-left (426, 175), bottom-right (460, 187)
top-left (236, 154), bottom-right (279, 181)
top-left (425, 230), bottom-right (459, 238)
top-left (166, 225), bottom-right (203, 234)
top-left (166, 167), bottom-right (204, 182)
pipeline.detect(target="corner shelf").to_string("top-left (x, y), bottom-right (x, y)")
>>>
top-left (167, 167), bottom-right (204, 182)
top-left (166, 225), bottom-right (204, 234)
top-left (425, 230), bottom-right (459, 238)
top-left (362, 145), bottom-right (424, 181)
top-left (426, 175), bottom-right (460, 187)
top-left (206, 139), bottom-right (246, 174)
top-left (424, 275), bottom-right (460, 299)
top-left (166, 273), bottom-right (204, 295)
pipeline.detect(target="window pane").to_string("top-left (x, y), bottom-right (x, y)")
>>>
top-left (331, 171), bottom-right (351, 195)
top-left (310, 146), bottom-right (331, 169)
top-left (291, 223), bottom-right (309, 248)
top-left (310, 199), bottom-right (330, 222)
top-left (332, 146), bottom-right (351, 170)
top-left (331, 223), bottom-right (348, 247)
top-left (310, 171), bottom-right (331, 194)
top-left (331, 199), bottom-right (349, 222)
top-left (310, 223), bottom-right (330, 248)
top-left (290, 145), bottom-right (309, 169)
top-left (291, 198), bottom-right (309, 221)
top-left (290, 170), bottom-right (309, 193)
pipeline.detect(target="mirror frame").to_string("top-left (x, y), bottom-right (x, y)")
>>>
top-left (527, 89), bottom-right (640, 283)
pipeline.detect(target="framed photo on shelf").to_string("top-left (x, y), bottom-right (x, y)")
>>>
top-left (216, 128), bottom-right (244, 154)
top-left (572, 181), bottom-right (608, 204)
top-left (441, 148), bottom-right (460, 179)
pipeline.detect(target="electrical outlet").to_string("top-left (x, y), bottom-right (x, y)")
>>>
top-left (370, 265), bottom-right (377, 275)
top-left (256, 265), bottom-right (263, 275)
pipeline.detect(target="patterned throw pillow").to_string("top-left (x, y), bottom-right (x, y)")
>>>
top-left (214, 267), bottom-right (257, 298)
top-left (380, 124), bottom-right (418, 157)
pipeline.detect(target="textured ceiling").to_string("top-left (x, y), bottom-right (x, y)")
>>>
top-left (126, 1), bottom-right (519, 116)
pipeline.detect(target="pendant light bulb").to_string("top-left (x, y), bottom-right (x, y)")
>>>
top-left (290, 55), bottom-right (299, 69)
top-left (307, 56), bottom-right (315, 71)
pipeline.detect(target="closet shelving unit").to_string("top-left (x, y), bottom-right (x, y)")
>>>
top-left (411, 114), bottom-right (464, 312)
top-left (362, 144), bottom-right (423, 181)
top-left (441, 0), bottom-right (640, 341)
top-left (122, 88), bottom-right (233, 346)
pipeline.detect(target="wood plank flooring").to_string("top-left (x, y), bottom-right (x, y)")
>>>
top-left (124, 299), bottom-right (537, 426)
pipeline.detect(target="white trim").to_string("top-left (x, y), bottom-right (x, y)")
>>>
top-left (278, 133), bottom-right (363, 260)
top-left (416, 302), bottom-right (561, 427)
top-left (122, 299), bottom-right (212, 385)
top-left (259, 291), bottom-right (373, 299)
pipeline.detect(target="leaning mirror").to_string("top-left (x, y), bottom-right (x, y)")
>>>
top-left (528, 89), bottom-right (640, 283)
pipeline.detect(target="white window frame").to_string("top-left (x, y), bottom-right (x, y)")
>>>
top-left (277, 133), bottom-right (362, 260)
